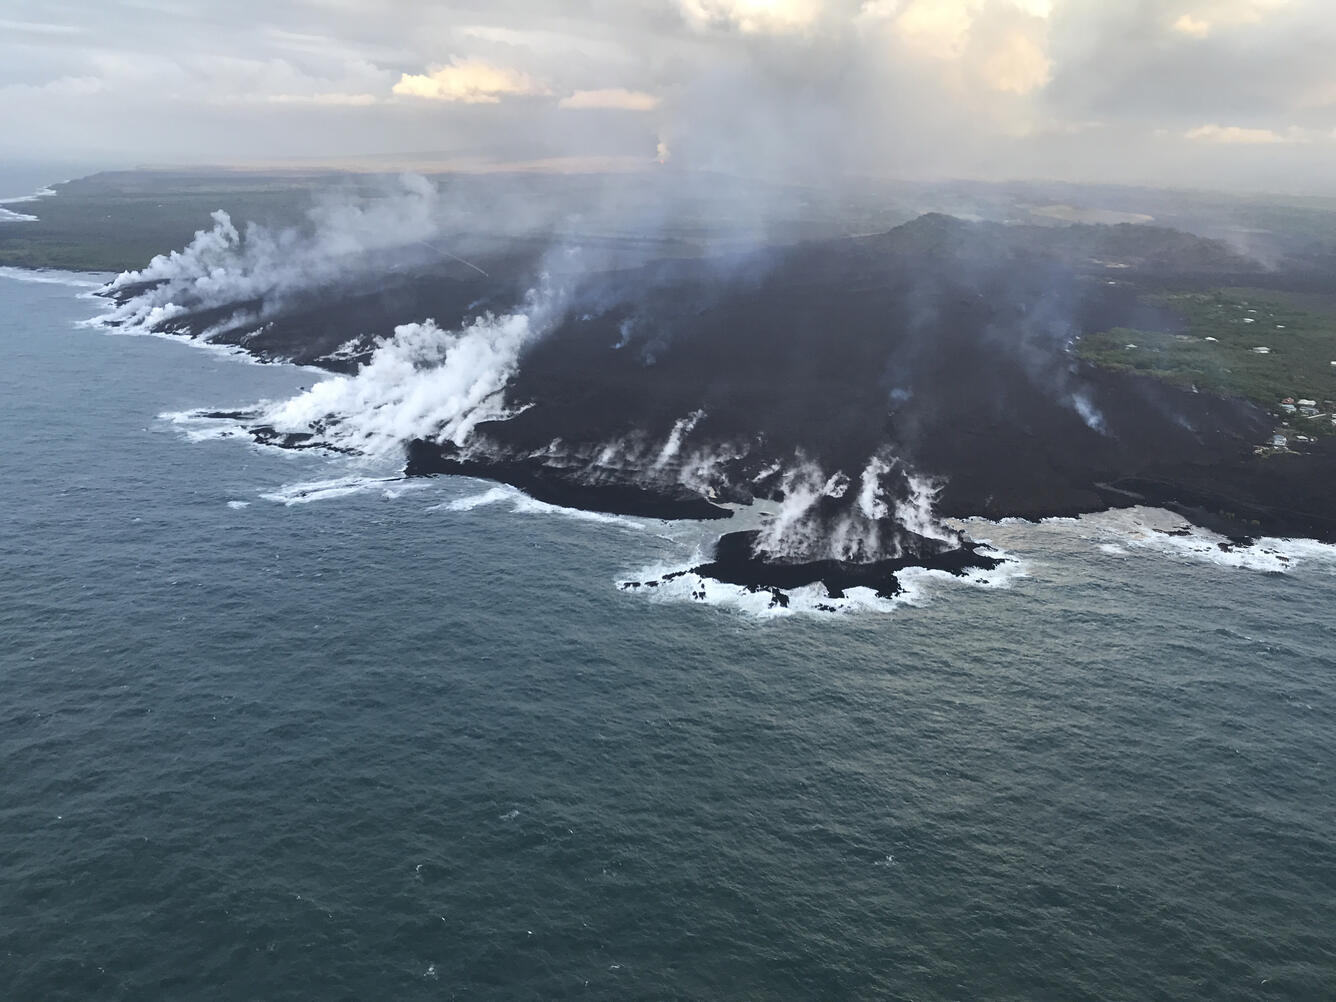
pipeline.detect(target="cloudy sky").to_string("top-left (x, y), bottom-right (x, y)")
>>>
top-left (2, 0), bottom-right (1334, 192)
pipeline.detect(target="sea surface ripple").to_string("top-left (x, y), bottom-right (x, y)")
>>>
top-left (2, 274), bottom-right (1335, 1000)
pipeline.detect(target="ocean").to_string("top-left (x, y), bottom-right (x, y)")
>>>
top-left (2, 270), bottom-right (1335, 1000)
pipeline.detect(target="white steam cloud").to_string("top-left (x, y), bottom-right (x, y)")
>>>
top-left (1070, 391), bottom-right (1107, 434)
top-left (256, 288), bottom-right (561, 457)
top-left (894, 472), bottom-right (957, 543)
top-left (654, 409), bottom-right (706, 469)
top-left (104, 174), bottom-right (443, 332)
top-left (752, 453), bottom-right (956, 563)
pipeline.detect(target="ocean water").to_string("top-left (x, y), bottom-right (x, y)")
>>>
top-left (2, 271), bottom-right (1335, 1001)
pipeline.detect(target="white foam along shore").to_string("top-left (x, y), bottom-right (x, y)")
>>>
top-left (159, 404), bottom-right (1335, 613)
top-left (430, 483), bottom-right (648, 530)
top-left (0, 185), bottom-right (57, 205)
top-left (159, 408), bottom-right (255, 444)
top-left (28, 253), bottom-right (1332, 609)
top-left (616, 546), bottom-right (1028, 619)
top-left (965, 506), bottom-right (1336, 575)
top-left (621, 499), bottom-right (1336, 619)
top-left (0, 185), bottom-right (57, 223)
top-left (259, 475), bottom-right (428, 506)
top-left (92, 305), bottom-right (331, 373)
top-left (0, 266), bottom-right (109, 288)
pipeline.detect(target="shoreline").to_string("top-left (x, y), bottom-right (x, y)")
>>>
top-left (88, 289), bottom-right (1336, 554)
top-left (73, 220), bottom-right (1336, 560)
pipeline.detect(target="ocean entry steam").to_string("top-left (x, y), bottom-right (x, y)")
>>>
top-left (57, 256), bottom-right (1336, 615)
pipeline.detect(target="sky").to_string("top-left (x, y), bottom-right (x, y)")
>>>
top-left (2, 0), bottom-right (1334, 192)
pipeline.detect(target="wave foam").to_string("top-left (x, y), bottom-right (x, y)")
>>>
top-left (260, 475), bottom-right (418, 506)
top-left (436, 486), bottom-right (515, 512)
top-left (160, 409), bottom-right (251, 443)
top-left (1069, 507), bottom-right (1336, 574)
top-left (965, 506), bottom-right (1336, 576)
top-left (618, 545), bottom-right (1025, 619)
top-left (0, 267), bottom-right (108, 288)
top-left (431, 483), bottom-right (646, 530)
top-left (0, 186), bottom-right (56, 205)
top-left (93, 316), bottom-right (288, 366)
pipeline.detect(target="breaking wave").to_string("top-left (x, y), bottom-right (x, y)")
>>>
top-left (967, 506), bottom-right (1336, 575)
top-left (1, 185), bottom-right (56, 205)
top-left (260, 475), bottom-right (427, 506)
top-left (1072, 508), bottom-right (1336, 574)
top-left (617, 548), bottom-right (1027, 619)
top-left (430, 484), bottom-right (647, 530)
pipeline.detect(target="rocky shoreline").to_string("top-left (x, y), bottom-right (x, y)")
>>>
top-left (621, 528), bottom-right (1006, 608)
top-left (96, 212), bottom-right (1336, 572)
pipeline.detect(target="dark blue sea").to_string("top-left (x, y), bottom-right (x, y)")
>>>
top-left (2, 271), bottom-right (1335, 1000)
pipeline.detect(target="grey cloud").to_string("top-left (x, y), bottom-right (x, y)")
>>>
top-left (0, 0), bottom-right (1333, 193)
top-left (1045, 0), bottom-right (1336, 127)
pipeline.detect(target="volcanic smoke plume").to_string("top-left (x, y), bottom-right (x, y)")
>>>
top-left (102, 181), bottom-right (1306, 590)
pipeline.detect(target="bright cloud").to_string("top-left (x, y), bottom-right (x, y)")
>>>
top-left (1009, 0), bottom-right (1054, 16)
top-left (887, 0), bottom-right (1053, 75)
top-left (558, 89), bottom-right (661, 111)
top-left (248, 92), bottom-right (379, 107)
top-left (1173, 14), bottom-right (1212, 37)
top-left (392, 59), bottom-right (548, 103)
top-left (0, 0), bottom-right (1333, 192)
top-left (679, 0), bottom-right (824, 34)
top-left (1185, 123), bottom-right (1288, 143)
top-left (981, 29), bottom-right (1053, 94)
top-left (893, 0), bottom-right (976, 59)
top-left (1171, 0), bottom-right (1293, 35)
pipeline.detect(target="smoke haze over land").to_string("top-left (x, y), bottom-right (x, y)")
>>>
top-left (11, 1), bottom-right (1336, 582)
top-left (3, 1), bottom-right (1336, 193)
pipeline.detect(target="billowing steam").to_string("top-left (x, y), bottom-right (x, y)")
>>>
top-left (752, 453), bottom-right (959, 564)
top-left (253, 281), bottom-right (575, 456)
top-left (97, 178), bottom-right (1127, 581)
top-left (104, 174), bottom-right (444, 333)
top-left (259, 314), bottom-right (532, 456)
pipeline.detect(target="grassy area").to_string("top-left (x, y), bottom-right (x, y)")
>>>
top-left (1077, 289), bottom-right (1336, 435)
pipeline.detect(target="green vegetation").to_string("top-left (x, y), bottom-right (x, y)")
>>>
top-left (1077, 289), bottom-right (1336, 435)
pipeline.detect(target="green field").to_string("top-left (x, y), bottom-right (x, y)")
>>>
top-left (1077, 289), bottom-right (1336, 435)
